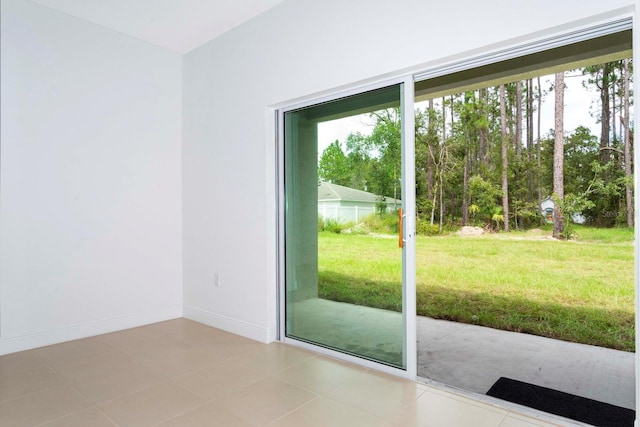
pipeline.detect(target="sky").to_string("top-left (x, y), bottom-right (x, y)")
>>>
top-left (317, 73), bottom-right (607, 157)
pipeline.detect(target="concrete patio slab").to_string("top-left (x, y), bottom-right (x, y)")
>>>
top-left (417, 316), bottom-right (635, 410)
top-left (287, 298), bottom-right (635, 410)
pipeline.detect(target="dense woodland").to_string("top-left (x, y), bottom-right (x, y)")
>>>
top-left (318, 59), bottom-right (634, 237)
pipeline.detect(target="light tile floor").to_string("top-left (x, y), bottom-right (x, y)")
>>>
top-left (0, 319), bottom-right (572, 426)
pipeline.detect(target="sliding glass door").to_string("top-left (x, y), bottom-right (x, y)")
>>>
top-left (281, 80), bottom-right (415, 371)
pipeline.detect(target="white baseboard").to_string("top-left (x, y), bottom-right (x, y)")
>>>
top-left (0, 305), bottom-right (183, 356)
top-left (184, 305), bottom-right (277, 344)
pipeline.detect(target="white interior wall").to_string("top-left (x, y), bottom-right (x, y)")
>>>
top-left (0, 0), bottom-right (183, 354)
top-left (181, 0), bottom-right (637, 342)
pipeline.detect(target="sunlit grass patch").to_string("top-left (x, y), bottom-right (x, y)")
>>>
top-left (318, 228), bottom-right (635, 351)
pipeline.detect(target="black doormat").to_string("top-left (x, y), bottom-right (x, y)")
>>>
top-left (486, 377), bottom-right (635, 427)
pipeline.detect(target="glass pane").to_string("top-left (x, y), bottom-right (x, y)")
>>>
top-left (284, 84), bottom-right (405, 369)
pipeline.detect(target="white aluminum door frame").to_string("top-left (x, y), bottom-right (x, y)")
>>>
top-left (276, 75), bottom-right (417, 380)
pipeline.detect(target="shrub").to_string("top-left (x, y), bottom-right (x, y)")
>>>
top-left (416, 219), bottom-right (441, 236)
top-left (361, 212), bottom-right (398, 234)
top-left (318, 217), bottom-right (345, 234)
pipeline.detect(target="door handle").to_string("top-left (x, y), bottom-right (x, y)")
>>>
top-left (398, 208), bottom-right (403, 248)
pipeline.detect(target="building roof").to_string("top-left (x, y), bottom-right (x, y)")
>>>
top-left (318, 182), bottom-right (400, 204)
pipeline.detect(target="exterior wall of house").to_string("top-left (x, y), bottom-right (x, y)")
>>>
top-left (0, 0), bottom-right (183, 354)
top-left (181, 0), bottom-right (637, 342)
top-left (319, 201), bottom-right (375, 224)
top-left (319, 201), bottom-right (399, 224)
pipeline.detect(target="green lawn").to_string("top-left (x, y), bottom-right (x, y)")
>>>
top-left (318, 226), bottom-right (635, 351)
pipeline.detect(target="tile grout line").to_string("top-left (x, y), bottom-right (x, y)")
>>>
top-left (2, 349), bottom-right (103, 426)
top-left (32, 341), bottom-right (184, 426)
top-left (0, 366), bottom-right (67, 406)
top-left (262, 395), bottom-right (322, 427)
top-left (146, 397), bottom-right (212, 427)
top-left (496, 411), bottom-right (510, 427)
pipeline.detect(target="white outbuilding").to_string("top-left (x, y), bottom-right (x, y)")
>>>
top-left (540, 197), bottom-right (586, 224)
top-left (318, 182), bottom-right (401, 223)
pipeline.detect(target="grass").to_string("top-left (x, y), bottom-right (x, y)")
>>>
top-left (318, 227), bottom-right (635, 351)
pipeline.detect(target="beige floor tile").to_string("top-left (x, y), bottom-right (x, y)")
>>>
top-left (416, 382), bottom-right (430, 392)
top-left (171, 327), bottom-right (237, 346)
top-left (218, 377), bottom-right (317, 426)
top-left (423, 386), bottom-right (504, 408)
top-left (0, 384), bottom-right (90, 427)
top-left (232, 343), bottom-right (316, 374)
top-left (196, 335), bottom-right (267, 361)
top-left (96, 325), bottom-right (164, 349)
top-left (110, 333), bottom-right (192, 359)
top-left (98, 381), bottom-right (205, 427)
top-left (132, 321), bottom-right (263, 361)
top-left (144, 319), bottom-right (225, 344)
top-left (0, 366), bottom-right (65, 403)
top-left (71, 362), bottom-right (168, 404)
top-left (390, 389), bottom-right (508, 427)
top-left (0, 320), bottom-right (577, 427)
top-left (142, 318), bottom-right (187, 332)
top-left (156, 401), bottom-right (255, 427)
top-left (137, 344), bottom-right (225, 378)
top-left (268, 396), bottom-right (385, 427)
top-left (48, 349), bottom-right (139, 383)
top-left (38, 407), bottom-right (118, 427)
top-left (174, 359), bottom-right (267, 401)
top-left (0, 350), bottom-right (46, 377)
top-left (274, 356), bottom-right (366, 394)
top-left (326, 370), bottom-right (425, 420)
top-left (35, 337), bottom-right (113, 366)
top-left (204, 330), bottom-right (260, 346)
top-left (500, 413), bottom-right (563, 427)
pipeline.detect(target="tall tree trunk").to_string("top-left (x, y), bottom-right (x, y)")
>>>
top-left (478, 89), bottom-right (486, 170)
top-left (430, 180), bottom-right (437, 226)
top-left (537, 77), bottom-right (543, 213)
top-left (623, 58), bottom-right (633, 228)
top-left (516, 81), bottom-right (523, 158)
top-left (612, 76), bottom-right (617, 145)
top-left (426, 99), bottom-right (435, 201)
top-left (500, 84), bottom-right (510, 232)
top-left (599, 64), bottom-right (612, 165)
top-left (527, 79), bottom-right (534, 200)
top-left (484, 89), bottom-right (491, 167)
top-left (449, 95), bottom-right (455, 134)
top-left (553, 72), bottom-right (565, 239)
top-left (439, 153), bottom-right (444, 233)
top-left (442, 97), bottom-right (446, 140)
top-left (527, 80), bottom-right (534, 155)
top-left (462, 151), bottom-right (469, 225)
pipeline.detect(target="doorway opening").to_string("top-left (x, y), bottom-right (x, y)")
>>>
top-left (281, 81), bottom-right (415, 372)
top-left (414, 63), bottom-right (635, 413)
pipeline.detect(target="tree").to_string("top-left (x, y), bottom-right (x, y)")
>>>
top-left (499, 84), bottom-right (510, 232)
top-left (468, 175), bottom-right (502, 228)
top-left (553, 72), bottom-right (565, 238)
top-left (364, 109), bottom-right (402, 201)
top-left (320, 59), bottom-right (632, 233)
top-left (318, 140), bottom-right (350, 186)
top-left (562, 126), bottom-right (599, 196)
top-left (515, 81), bottom-right (523, 158)
top-left (344, 133), bottom-right (373, 190)
top-left (622, 58), bottom-right (633, 227)
top-left (526, 79), bottom-right (535, 200)
top-left (584, 64), bottom-right (615, 165)
top-left (536, 76), bottom-right (543, 209)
